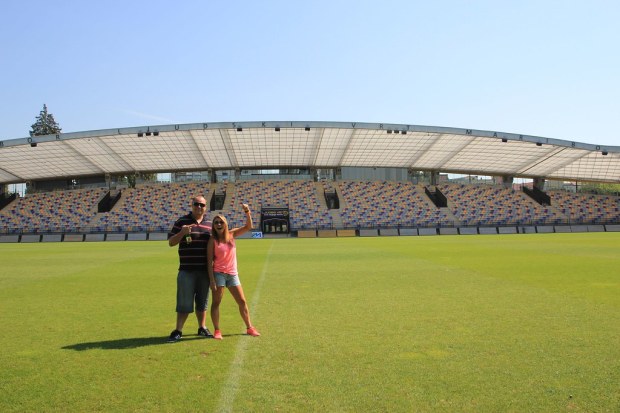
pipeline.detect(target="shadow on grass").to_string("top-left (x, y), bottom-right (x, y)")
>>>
top-left (62, 334), bottom-right (249, 351)
top-left (62, 335), bottom-right (205, 351)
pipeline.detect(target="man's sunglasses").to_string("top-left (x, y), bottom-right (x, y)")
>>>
top-left (193, 202), bottom-right (206, 208)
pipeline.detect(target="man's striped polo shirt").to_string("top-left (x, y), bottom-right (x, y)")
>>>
top-left (168, 213), bottom-right (211, 271)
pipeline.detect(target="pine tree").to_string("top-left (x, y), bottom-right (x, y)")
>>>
top-left (29, 104), bottom-right (62, 137)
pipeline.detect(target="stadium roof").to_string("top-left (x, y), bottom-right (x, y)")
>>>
top-left (1, 121), bottom-right (618, 184)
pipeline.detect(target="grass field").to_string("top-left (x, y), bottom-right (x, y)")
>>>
top-left (1, 233), bottom-right (619, 412)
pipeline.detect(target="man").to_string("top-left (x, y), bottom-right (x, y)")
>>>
top-left (167, 195), bottom-right (213, 342)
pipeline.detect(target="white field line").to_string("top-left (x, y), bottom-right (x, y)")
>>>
top-left (216, 241), bottom-right (273, 413)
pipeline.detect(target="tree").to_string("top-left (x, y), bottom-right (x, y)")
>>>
top-left (123, 172), bottom-right (157, 188)
top-left (578, 182), bottom-right (620, 195)
top-left (30, 104), bottom-right (62, 137)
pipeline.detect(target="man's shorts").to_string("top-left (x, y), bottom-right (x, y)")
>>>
top-left (214, 271), bottom-right (241, 288)
top-left (176, 270), bottom-right (210, 313)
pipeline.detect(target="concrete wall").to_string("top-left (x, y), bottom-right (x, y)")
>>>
top-left (336, 230), bottom-right (356, 237)
top-left (570, 225), bottom-right (589, 233)
top-left (85, 234), bottom-right (105, 242)
top-left (106, 233), bottom-right (126, 241)
top-left (127, 233), bottom-right (147, 241)
top-left (498, 227), bottom-right (517, 234)
top-left (148, 232), bottom-right (168, 241)
top-left (536, 226), bottom-right (554, 233)
top-left (64, 234), bottom-right (84, 242)
top-left (5, 221), bottom-right (617, 243)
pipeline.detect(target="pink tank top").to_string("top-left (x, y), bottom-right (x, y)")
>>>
top-left (213, 238), bottom-right (238, 276)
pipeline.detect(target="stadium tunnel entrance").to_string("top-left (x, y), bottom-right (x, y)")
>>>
top-left (261, 207), bottom-right (289, 234)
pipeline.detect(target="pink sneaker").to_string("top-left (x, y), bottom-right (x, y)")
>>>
top-left (214, 330), bottom-right (223, 340)
top-left (246, 327), bottom-right (260, 337)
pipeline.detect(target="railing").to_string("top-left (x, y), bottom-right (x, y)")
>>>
top-left (523, 186), bottom-right (551, 205)
top-left (0, 193), bottom-right (18, 210)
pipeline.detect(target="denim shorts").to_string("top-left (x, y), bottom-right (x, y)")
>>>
top-left (214, 271), bottom-right (241, 288)
top-left (176, 270), bottom-right (210, 313)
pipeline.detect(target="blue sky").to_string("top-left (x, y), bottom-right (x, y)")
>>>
top-left (1, 1), bottom-right (619, 147)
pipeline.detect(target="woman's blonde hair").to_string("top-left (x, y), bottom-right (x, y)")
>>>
top-left (212, 214), bottom-right (232, 243)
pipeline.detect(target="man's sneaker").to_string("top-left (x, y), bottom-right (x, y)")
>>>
top-left (198, 327), bottom-right (214, 338)
top-left (213, 330), bottom-right (223, 340)
top-left (246, 327), bottom-right (261, 337)
top-left (167, 329), bottom-right (182, 343)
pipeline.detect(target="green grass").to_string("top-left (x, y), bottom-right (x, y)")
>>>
top-left (1, 233), bottom-right (619, 412)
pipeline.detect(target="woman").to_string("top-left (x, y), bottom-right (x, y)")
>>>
top-left (207, 203), bottom-right (260, 339)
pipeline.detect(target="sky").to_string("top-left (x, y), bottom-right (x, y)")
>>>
top-left (1, 1), bottom-right (619, 147)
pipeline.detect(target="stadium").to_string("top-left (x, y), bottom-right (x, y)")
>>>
top-left (1, 122), bottom-right (619, 412)
top-left (1, 121), bottom-right (619, 241)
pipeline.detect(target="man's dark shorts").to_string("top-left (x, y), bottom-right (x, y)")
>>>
top-left (176, 270), bottom-right (210, 313)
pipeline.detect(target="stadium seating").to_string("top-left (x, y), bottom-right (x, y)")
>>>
top-left (548, 190), bottom-right (620, 224)
top-left (336, 181), bottom-right (451, 228)
top-left (2, 180), bottom-right (619, 237)
top-left (92, 182), bottom-right (212, 233)
top-left (438, 183), bottom-right (567, 226)
top-left (0, 188), bottom-right (107, 234)
top-left (222, 180), bottom-right (332, 230)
